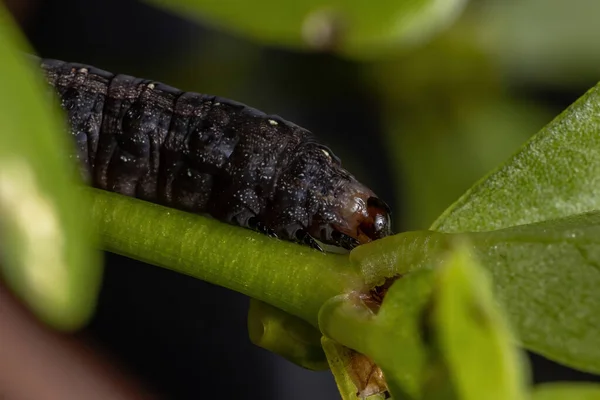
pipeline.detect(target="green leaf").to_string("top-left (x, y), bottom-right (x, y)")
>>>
top-left (0, 7), bottom-right (102, 330)
top-left (429, 242), bottom-right (529, 400)
top-left (324, 241), bottom-right (531, 400)
top-left (426, 81), bottom-right (600, 372)
top-left (373, 269), bottom-right (436, 400)
top-left (432, 81), bottom-right (600, 233)
top-left (319, 270), bottom-right (436, 399)
top-left (146, 0), bottom-right (467, 58)
top-left (468, 212), bottom-right (600, 374)
top-left (532, 383), bottom-right (600, 400)
top-left (358, 211), bottom-right (600, 374)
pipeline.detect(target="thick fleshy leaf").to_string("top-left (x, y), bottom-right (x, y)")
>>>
top-left (319, 270), bottom-right (436, 399)
top-left (371, 269), bottom-right (437, 399)
top-left (353, 211), bottom-right (600, 374)
top-left (0, 7), bottom-right (102, 330)
top-left (432, 82), bottom-right (600, 233)
top-left (431, 243), bottom-right (529, 400)
top-left (147, 0), bottom-right (467, 58)
top-left (325, 242), bottom-right (530, 399)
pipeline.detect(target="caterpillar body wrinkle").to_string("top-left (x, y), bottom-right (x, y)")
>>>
top-left (38, 57), bottom-right (392, 250)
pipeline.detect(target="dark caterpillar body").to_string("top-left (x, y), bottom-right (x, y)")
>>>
top-left (38, 57), bottom-right (391, 250)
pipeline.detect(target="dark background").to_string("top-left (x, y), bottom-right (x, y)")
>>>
top-left (6, 0), bottom-right (600, 398)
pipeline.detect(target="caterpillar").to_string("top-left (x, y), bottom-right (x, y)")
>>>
top-left (37, 57), bottom-right (392, 251)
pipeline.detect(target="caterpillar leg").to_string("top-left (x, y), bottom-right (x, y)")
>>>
top-left (213, 186), bottom-right (262, 229)
top-left (277, 221), bottom-right (324, 252)
top-left (248, 217), bottom-right (278, 238)
top-left (331, 231), bottom-right (360, 250)
top-left (296, 230), bottom-right (324, 252)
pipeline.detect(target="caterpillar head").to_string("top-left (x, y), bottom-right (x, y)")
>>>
top-left (294, 142), bottom-right (392, 250)
top-left (309, 179), bottom-right (392, 250)
top-left (357, 196), bottom-right (392, 241)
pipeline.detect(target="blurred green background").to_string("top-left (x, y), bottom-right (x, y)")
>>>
top-left (5, 0), bottom-right (600, 398)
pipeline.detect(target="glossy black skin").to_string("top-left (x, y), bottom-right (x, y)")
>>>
top-left (39, 58), bottom-right (391, 250)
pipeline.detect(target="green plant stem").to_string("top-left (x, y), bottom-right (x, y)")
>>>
top-left (88, 188), bottom-right (362, 327)
top-left (247, 299), bottom-right (327, 370)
